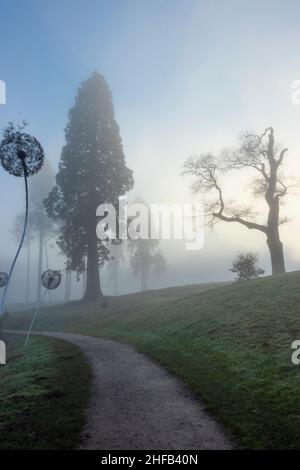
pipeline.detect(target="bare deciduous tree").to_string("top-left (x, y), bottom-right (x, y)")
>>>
top-left (183, 127), bottom-right (293, 275)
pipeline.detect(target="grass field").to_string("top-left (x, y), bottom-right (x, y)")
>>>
top-left (5, 273), bottom-right (300, 449)
top-left (0, 333), bottom-right (91, 450)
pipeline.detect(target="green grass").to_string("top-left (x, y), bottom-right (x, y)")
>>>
top-left (0, 333), bottom-right (91, 450)
top-left (6, 273), bottom-right (300, 449)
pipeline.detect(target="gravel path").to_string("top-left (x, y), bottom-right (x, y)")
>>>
top-left (33, 331), bottom-right (232, 450)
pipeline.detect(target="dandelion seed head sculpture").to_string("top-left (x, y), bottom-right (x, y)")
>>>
top-left (25, 269), bottom-right (62, 348)
top-left (41, 270), bottom-right (61, 290)
top-left (0, 124), bottom-right (44, 177)
top-left (0, 273), bottom-right (8, 288)
top-left (0, 123), bottom-right (45, 318)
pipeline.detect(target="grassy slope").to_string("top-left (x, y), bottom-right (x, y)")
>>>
top-left (6, 274), bottom-right (300, 449)
top-left (0, 333), bottom-right (91, 450)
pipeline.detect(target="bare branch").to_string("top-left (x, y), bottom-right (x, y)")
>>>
top-left (278, 216), bottom-right (291, 226)
top-left (212, 212), bottom-right (267, 233)
top-left (277, 148), bottom-right (288, 167)
top-left (183, 153), bottom-right (268, 234)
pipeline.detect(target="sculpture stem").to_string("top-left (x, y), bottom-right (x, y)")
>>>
top-left (0, 160), bottom-right (29, 317)
top-left (24, 288), bottom-right (47, 349)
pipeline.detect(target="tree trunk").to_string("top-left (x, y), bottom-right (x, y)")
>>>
top-left (44, 240), bottom-right (52, 303)
top-left (84, 224), bottom-right (102, 302)
top-left (64, 269), bottom-right (68, 302)
top-left (69, 271), bottom-right (72, 300)
top-left (82, 269), bottom-right (87, 296)
top-left (112, 264), bottom-right (118, 296)
top-left (65, 269), bottom-right (72, 302)
top-left (267, 234), bottom-right (285, 275)
top-left (266, 190), bottom-right (286, 275)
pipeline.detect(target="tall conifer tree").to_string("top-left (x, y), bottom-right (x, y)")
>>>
top-left (45, 72), bottom-right (133, 301)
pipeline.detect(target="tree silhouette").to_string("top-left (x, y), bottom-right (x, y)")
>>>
top-left (128, 223), bottom-right (166, 292)
top-left (11, 213), bottom-right (35, 303)
top-left (45, 72), bottom-right (133, 301)
top-left (30, 160), bottom-right (56, 303)
top-left (128, 238), bottom-right (166, 291)
top-left (230, 253), bottom-right (265, 281)
top-left (13, 160), bottom-right (57, 303)
top-left (107, 241), bottom-right (124, 296)
top-left (64, 267), bottom-right (72, 303)
top-left (183, 127), bottom-right (291, 275)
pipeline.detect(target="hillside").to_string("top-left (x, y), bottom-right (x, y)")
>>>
top-left (5, 272), bottom-right (300, 448)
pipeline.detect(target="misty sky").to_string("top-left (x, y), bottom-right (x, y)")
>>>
top-left (1, 0), bottom-right (300, 298)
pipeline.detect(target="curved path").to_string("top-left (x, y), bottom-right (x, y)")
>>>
top-left (8, 331), bottom-right (233, 450)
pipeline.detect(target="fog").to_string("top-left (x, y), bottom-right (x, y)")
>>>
top-left (1, 0), bottom-right (300, 304)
